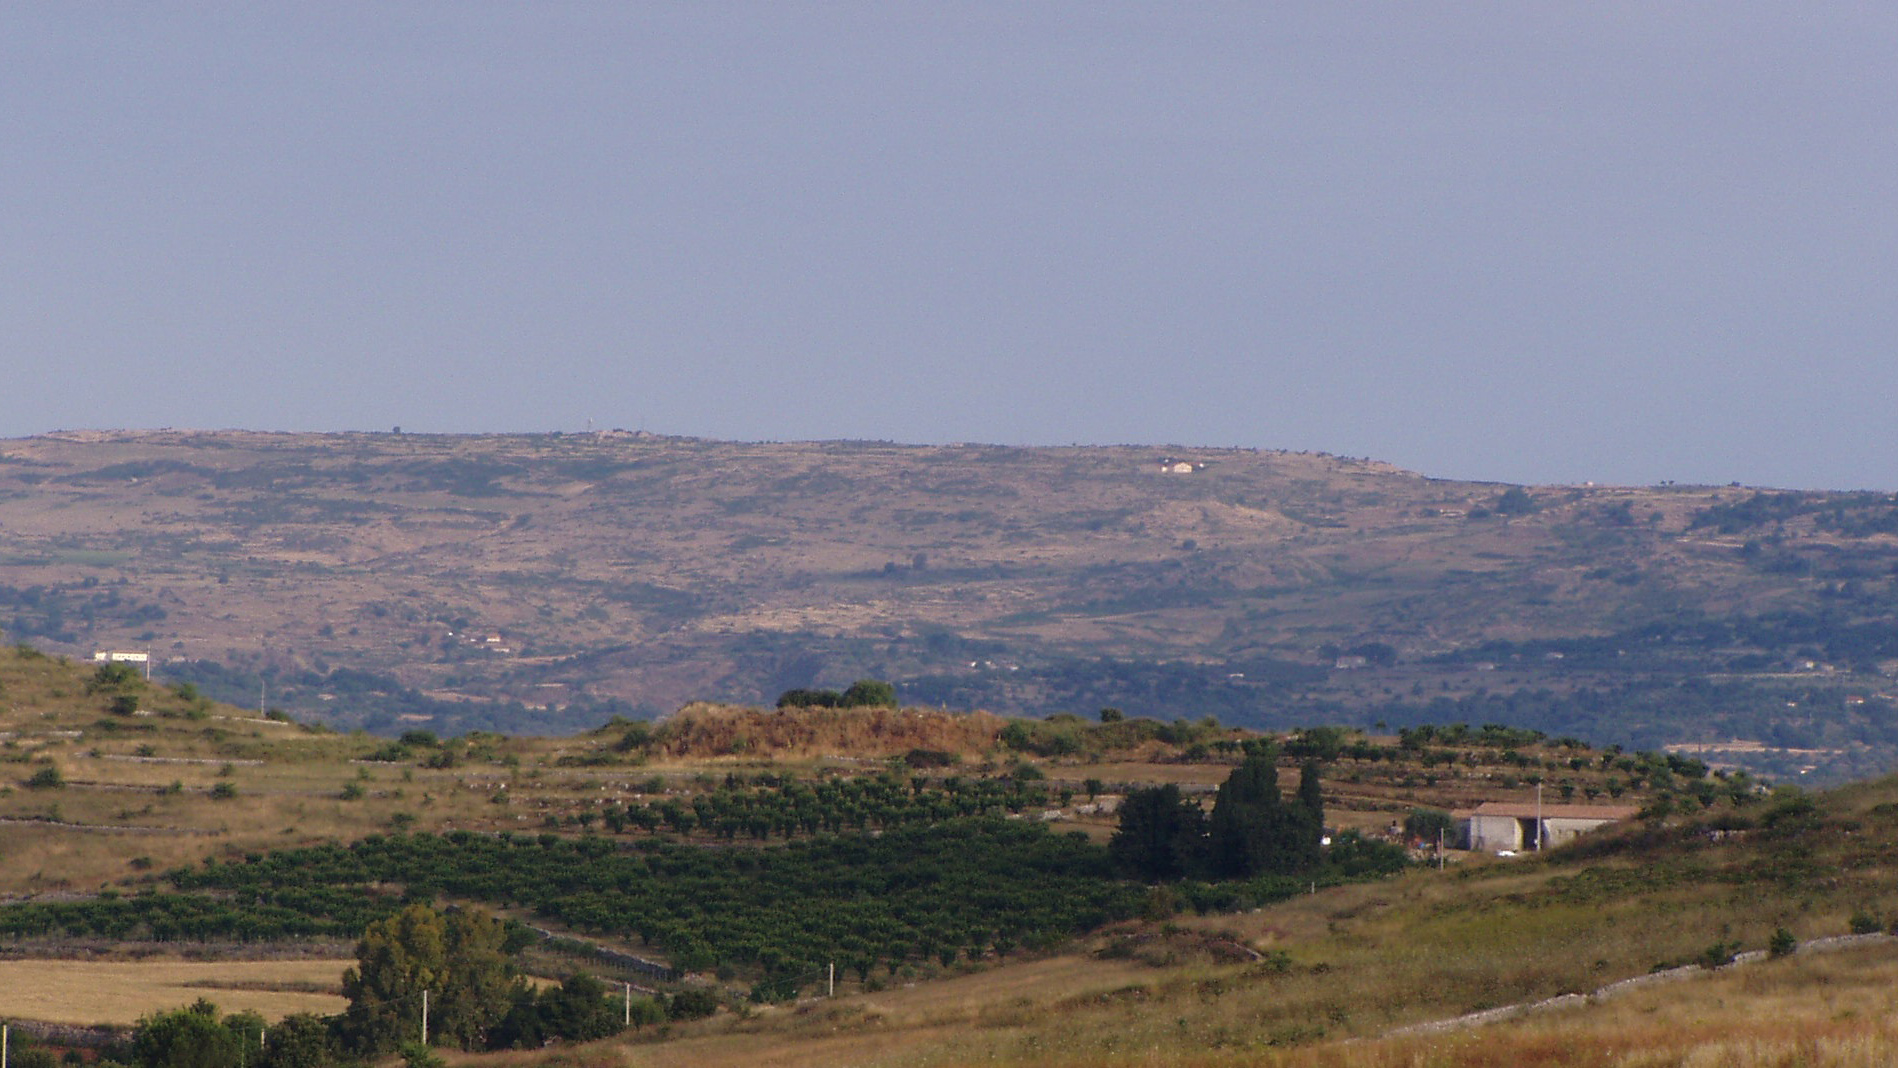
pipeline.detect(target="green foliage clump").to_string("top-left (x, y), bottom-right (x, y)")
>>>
top-left (1403, 808), bottom-right (1455, 844)
top-left (340, 903), bottom-right (519, 1054)
top-left (777, 678), bottom-right (898, 709)
top-left (613, 722), bottom-right (653, 752)
top-left (667, 987), bottom-right (721, 1021)
top-left (491, 972), bottom-right (630, 1049)
top-left (128, 998), bottom-right (271, 1068)
top-left (87, 661), bottom-right (142, 694)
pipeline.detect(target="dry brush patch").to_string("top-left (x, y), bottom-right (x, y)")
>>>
top-left (652, 704), bottom-right (1009, 760)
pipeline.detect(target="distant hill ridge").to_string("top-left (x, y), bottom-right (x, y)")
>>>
top-left (3, 430), bottom-right (1897, 778)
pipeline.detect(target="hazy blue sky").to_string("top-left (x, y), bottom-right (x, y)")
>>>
top-left (5, 5), bottom-right (1894, 489)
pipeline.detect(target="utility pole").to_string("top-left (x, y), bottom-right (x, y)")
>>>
top-left (828, 962), bottom-right (835, 997)
top-left (421, 989), bottom-right (428, 1046)
top-left (624, 981), bottom-right (632, 1026)
top-left (4, 1021), bottom-right (9, 1068)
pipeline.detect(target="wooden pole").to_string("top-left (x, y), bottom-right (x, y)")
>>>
top-left (421, 989), bottom-right (428, 1046)
top-left (625, 981), bottom-right (632, 1026)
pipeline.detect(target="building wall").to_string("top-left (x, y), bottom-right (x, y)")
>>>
top-left (1469, 814), bottom-right (1617, 852)
top-left (1469, 813), bottom-right (1522, 852)
top-left (1542, 817), bottom-right (1612, 847)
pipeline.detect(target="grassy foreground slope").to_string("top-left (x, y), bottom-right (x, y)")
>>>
top-left (582, 773), bottom-right (1898, 1068)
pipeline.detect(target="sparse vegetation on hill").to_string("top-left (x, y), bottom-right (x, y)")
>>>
top-left (6, 430), bottom-right (1898, 781)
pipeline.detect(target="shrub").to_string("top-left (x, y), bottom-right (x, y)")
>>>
top-left (209, 781), bottom-right (238, 801)
top-left (903, 748), bottom-right (958, 769)
top-left (667, 987), bottom-right (720, 1021)
top-left (24, 765), bottom-right (64, 790)
top-left (1769, 927), bottom-right (1797, 957)
top-left (998, 722), bottom-right (1032, 750)
top-left (776, 688), bottom-right (842, 709)
top-left (841, 678), bottom-right (898, 708)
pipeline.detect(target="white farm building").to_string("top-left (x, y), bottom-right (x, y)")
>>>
top-left (1460, 801), bottom-right (1640, 853)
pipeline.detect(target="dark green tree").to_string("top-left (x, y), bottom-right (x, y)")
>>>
top-left (1207, 745), bottom-right (1322, 877)
top-left (1206, 747), bottom-right (1280, 878)
top-left (1108, 784), bottom-right (1206, 881)
top-left (1296, 758), bottom-right (1324, 830)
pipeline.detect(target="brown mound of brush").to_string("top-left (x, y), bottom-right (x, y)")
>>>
top-left (653, 702), bottom-right (1008, 759)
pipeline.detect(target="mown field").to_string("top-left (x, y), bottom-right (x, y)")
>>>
top-left (0, 959), bottom-right (348, 1028)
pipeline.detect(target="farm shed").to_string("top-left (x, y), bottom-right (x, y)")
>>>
top-left (1459, 801), bottom-right (1640, 853)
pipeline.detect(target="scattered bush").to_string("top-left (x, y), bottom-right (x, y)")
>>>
top-left (667, 987), bottom-right (720, 1021)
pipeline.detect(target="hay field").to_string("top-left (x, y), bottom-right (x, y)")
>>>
top-left (0, 958), bottom-right (348, 1026)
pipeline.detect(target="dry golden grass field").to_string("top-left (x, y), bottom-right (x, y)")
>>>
top-left (0, 958), bottom-right (348, 1027)
top-left (416, 943), bottom-right (1898, 1068)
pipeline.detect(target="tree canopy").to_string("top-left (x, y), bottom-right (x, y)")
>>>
top-left (339, 904), bottom-right (519, 1054)
top-left (1109, 784), bottom-right (1206, 881)
top-left (1114, 746), bottom-right (1326, 881)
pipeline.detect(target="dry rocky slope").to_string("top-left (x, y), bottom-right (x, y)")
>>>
top-left (1, 430), bottom-right (1894, 774)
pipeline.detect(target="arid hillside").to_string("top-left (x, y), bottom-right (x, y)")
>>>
top-left (2, 430), bottom-right (1896, 775)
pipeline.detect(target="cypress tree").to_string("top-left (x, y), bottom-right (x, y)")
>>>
top-left (1296, 757), bottom-right (1324, 830)
top-left (1208, 745), bottom-right (1281, 878)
